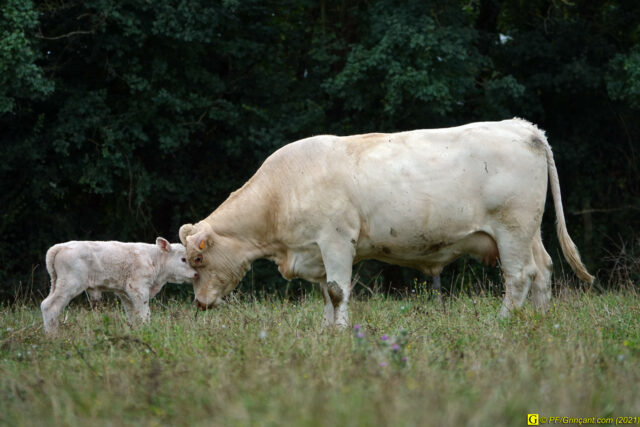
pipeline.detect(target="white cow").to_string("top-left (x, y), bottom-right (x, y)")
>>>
top-left (179, 119), bottom-right (594, 327)
top-left (41, 237), bottom-right (198, 334)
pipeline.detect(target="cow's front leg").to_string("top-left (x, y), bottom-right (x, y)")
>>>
top-left (319, 281), bottom-right (335, 328)
top-left (318, 239), bottom-right (355, 329)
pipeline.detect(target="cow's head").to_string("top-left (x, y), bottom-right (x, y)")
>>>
top-left (179, 221), bottom-right (248, 310)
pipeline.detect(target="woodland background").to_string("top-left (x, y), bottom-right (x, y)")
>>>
top-left (2, 0), bottom-right (639, 301)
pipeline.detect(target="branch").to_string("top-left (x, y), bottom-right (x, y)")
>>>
top-left (36, 29), bottom-right (94, 40)
top-left (570, 206), bottom-right (640, 215)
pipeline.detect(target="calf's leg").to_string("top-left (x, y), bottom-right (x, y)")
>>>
top-left (87, 289), bottom-right (102, 309)
top-left (120, 284), bottom-right (151, 326)
top-left (41, 278), bottom-right (85, 334)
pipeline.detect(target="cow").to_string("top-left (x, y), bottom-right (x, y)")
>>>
top-left (179, 118), bottom-right (594, 328)
top-left (41, 238), bottom-right (198, 334)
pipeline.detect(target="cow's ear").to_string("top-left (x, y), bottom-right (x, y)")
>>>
top-left (187, 231), bottom-right (212, 251)
top-left (156, 237), bottom-right (171, 252)
top-left (179, 223), bottom-right (194, 246)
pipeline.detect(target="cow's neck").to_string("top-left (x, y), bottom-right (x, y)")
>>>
top-left (205, 180), bottom-right (280, 272)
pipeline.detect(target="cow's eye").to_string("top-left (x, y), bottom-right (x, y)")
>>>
top-left (181, 258), bottom-right (186, 263)
top-left (195, 256), bottom-right (202, 263)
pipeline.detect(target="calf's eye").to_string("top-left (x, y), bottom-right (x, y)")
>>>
top-left (181, 258), bottom-right (186, 263)
top-left (195, 256), bottom-right (202, 263)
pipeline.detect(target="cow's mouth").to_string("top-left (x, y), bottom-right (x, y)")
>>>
top-left (195, 299), bottom-right (216, 311)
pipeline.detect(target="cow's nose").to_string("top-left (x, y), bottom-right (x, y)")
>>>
top-left (194, 272), bottom-right (199, 279)
top-left (195, 299), bottom-right (215, 311)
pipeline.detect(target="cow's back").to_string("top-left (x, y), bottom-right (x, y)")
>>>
top-left (257, 119), bottom-right (548, 248)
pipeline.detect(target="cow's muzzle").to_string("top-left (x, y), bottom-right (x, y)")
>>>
top-left (195, 299), bottom-right (216, 311)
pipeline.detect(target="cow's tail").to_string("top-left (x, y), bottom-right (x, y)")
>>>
top-left (538, 128), bottom-right (595, 284)
top-left (45, 245), bottom-right (60, 295)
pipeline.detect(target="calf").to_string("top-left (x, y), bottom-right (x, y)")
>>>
top-left (41, 237), bottom-right (198, 334)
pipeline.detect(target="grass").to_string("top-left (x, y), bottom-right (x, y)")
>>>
top-left (1, 286), bottom-right (640, 426)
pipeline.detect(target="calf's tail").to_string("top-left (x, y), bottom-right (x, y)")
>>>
top-left (45, 245), bottom-right (60, 294)
top-left (538, 130), bottom-right (595, 284)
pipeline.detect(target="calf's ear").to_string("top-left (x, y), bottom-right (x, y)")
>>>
top-left (156, 237), bottom-right (172, 252)
top-left (179, 223), bottom-right (194, 246)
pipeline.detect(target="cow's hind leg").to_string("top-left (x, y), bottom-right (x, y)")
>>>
top-left (496, 233), bottom-right (538, 318)
top-left (531, 232), bottom-right (553, 312)
top-left (318, 239), bottom-right (356, 329)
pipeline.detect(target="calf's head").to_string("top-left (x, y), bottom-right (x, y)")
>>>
top-left (179, 222), bottom-right (249, 310)
top-left (155, 237), bottom-right (199, 284)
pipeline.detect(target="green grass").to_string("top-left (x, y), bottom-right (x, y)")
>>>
top-left (1, 288), bottom-right (640, 426)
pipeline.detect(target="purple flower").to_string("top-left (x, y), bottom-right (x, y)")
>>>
top-left (391, 344), bottom-right (400, 351)
top-left (381, 335), bottom-right (389, 341)
top-left (357, 332), bottom-right (365, 339)
top-left (379, 362), bottom-right (388, 367)
top-left (402, 357), bottom-right (408, 363)
top-left (354, 324), bottom-right (361, 331)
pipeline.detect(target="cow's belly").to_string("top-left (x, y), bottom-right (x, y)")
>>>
top-left (274, 228), bottom-right (498, 282)
top-left (355, 230), bottom-right (499, 276)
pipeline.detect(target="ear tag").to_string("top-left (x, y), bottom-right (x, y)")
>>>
top-left (199, 239), bottom-right (206, 250)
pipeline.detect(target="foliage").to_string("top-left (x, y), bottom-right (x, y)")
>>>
top-left (1, 289), bottom-right (640, 425)
top-left (1, 0), bottom-right (639, 298)
top-left (0, 0), bottom-right (54, 113)
top-left (607, 46), bottom-right (640, 109)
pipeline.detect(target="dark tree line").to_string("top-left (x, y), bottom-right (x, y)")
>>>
top-left (1, 0), bottom-right (639, 300)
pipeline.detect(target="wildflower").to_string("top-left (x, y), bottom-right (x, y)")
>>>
top-left (354, 324), bottom-right (361, 331)
top-left (391, 344), bottom-right (400, 351)
top-left (402, 357), bottom-right (408, 363)
top-left (258, 330), bottom-right (267, 340)
top-left (357, 332), bottom-right (365, 339)
top-left (381, 335), bottom-right (389, 341)
top-left (379, 362), bottom-right (388, 367)
top-left (554, 324), bottom-right (560, 329)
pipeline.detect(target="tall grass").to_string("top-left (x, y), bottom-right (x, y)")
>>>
top-left (1, 285), bottom-right (639, 426)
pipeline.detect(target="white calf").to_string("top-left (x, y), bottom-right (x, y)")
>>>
top-left (41, 237), bottom-right (198, 334)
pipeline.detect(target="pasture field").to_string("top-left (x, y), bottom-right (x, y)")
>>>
top-left (1, 286), bottom-right (639, 426)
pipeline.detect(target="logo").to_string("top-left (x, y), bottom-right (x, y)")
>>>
top-left (528, 414), bottom-right (539, 425)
